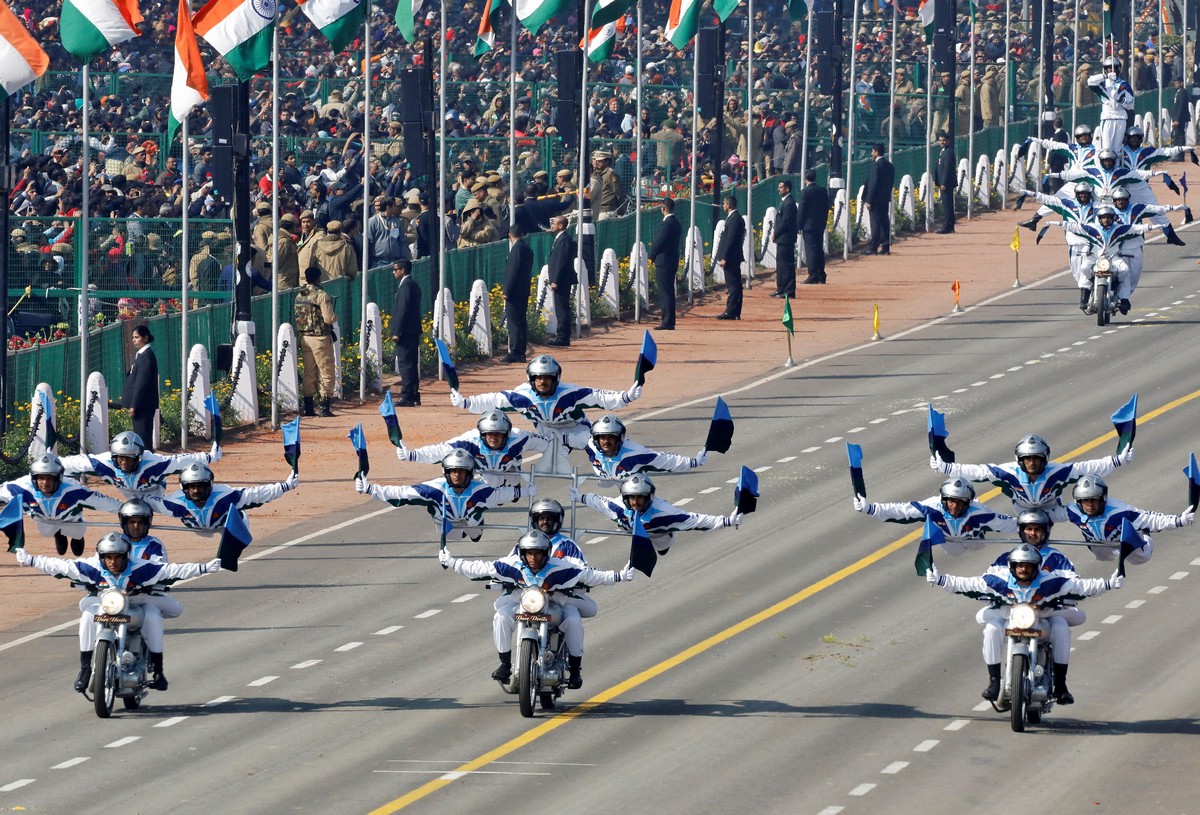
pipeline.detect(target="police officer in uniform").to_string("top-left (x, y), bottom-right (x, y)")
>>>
top-left (294, 266), bottom-right (338, 417)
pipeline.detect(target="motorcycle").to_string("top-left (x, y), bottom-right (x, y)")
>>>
top-left (994, 603), bottom-right (1056, 732)
top-left (503, 586), bottom-right (569, 718)
top-left (1089, 254), bottom-right (1123, 326)
top-left (88, 586), bottom-right (152, 718)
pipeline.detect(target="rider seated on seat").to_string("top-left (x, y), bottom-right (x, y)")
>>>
top-left (926, 541), bottom-right (1122, 705)
top-left (439, 530), bottom-right (634, 690)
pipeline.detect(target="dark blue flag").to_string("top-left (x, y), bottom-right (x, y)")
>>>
top-left (217, 508), bottom-right (253, 572)
top-left (348, 423), bottom-right (369, 478)
top-left (927, 405), bottom-right (956, 463)
top-left (40, 390), bottom-right (58, 451)
top-left (846, 442), bottom-right (867, 499)
top-left (1110, 394), bottom-right (1137, 455)
top-left (1184, 452), bottom-right (1200, 511)
top-left (282, 417), bottom-right (301, 473)
top-left (205, 393), bottom-right (223, 447)
top-left (1, 499), bottom-right (25, 553)
top-left (1182, 172), bottom-right (1189, 195)
top-left (634, 330), bottom-right (657, 387)
top-left (435, 338), bottom-right (459, 391)
top-left (379, 391), bottom-right (403, 447)
top-left (629, 512), bottom-right (657, 577)
top-left (704, 397), bottom-right (734, 454)
top-left (915, 516), bottom-right (945, 576)
top-left (734, 466), bottom-right (759, 514)
top-left (1117, 518), bottom-right (1146, 577)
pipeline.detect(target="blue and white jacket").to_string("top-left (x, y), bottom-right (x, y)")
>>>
top-left (0, 476), bottom-right (123, 523)
top-left (61, 449), bottom-right (217, 499)
top-left (404, 428), bottom-right (551, 477)
top-left (146, 479), bottom-right (293, 534)
top-left (862, 496), bottom-right (1018, 549)
top-left (584, 439), bottom-right (702, 481)
top-left (461, 382), bottom-right (636, 434)
top-left (364, 477), bottom-right (523, 532)
top-left (18, 552), bottom-right (217, 592)
top-left (447, 553), bottom-right (624, 593)
top-left (934, 568), bottom-right (1112, 607)
top-left (578, 492), bottom-right (731, 541)
top-left (939, 456), bottom-right (1121, 512)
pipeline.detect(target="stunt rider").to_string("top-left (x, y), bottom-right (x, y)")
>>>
top-left (583, 414), bottom-right (708, 483)
top-left (13, 532), bottom-right (222, 692)
top-left (0, 453), bottom-right (123, 556)
top-left (61, 430), bottom-right (221, 500)
top-left (927, 543), bottom-right (1122, 705)
top-left (146, 463), bottom-right (298, 534)
top-left (439, 530), bottom-right (634, 689)
top-left (1056, 474), bottom-right (1195, 565)
top-left (396, 410), bottom-right (551, 487)
top-left (1086, 56), bottom-right (1136, 152)
top-left (852, 477), bottom-right (1018, 555)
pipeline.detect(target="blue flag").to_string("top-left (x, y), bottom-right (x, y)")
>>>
top-left (634, 330), bottom-right (657, 387)
top-left (629, 512), bottom-right (657, 576)
top-left (1, 499), bottom-right (25, 553)
top-left (1184, 452), bottom-right (1200, 510)
top-left (282, 417), bottom-right (301, 473)
top-left (1110, 394), bottom-right (1138, 455)
top-left (1182, 172), bottom-right (1189, 195)
top-left (927, 405), bottom-right (956, 463)
top-left (435, 338), bottom-right (459, 391)
top-left (704, 397), bottom-right (734, 454)
top-left (39, 390), bottom-right (58, 451)
top-left (205, 393), bottom-right (223, 446)
top-left (348, 423), bottom-right (369, 478)
top-left (217, 508), bottom-right (253, 572)
top-left (915, 516), bottom-right (945, 576)
top-left (379, 391), bottom-right (403, 447)
top-left (1117, 518), bottom-right (1145, 577)
top-left (846, 442), bottom-right (867, 499)
top-left (734, 466), bottom-right (759, 514)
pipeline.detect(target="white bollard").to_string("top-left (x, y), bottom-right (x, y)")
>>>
top-left (710, 218), bottom-right (726, 265)
top-left (760, 206), bottom-right (778, 269)
top-left (598, 249), bottom-right (619, 316)
top-left (468, 280), bottom-right (493, 357)
top-left (631, 241), bottom-right (649, 308)
top-left (854, 185), bottom-right (867, 232)
top-left (275, 323), bottom-right (300, 413)
top-left (1142, 112), bottom-right (1156, 147)
top-left (685, 225), bottom-right (705, 293)
top-left (434, 287), bottom-right (456, 349)
top-left (832, 189), bottom-right (848, 240)
top-left (975, 155), bottom-right (990, 208)
top-left (536, 265), bottom-right (556, 336)
top-left (899, 174), bottom-right (915, 221)
top-left (574, 258), bottom-right (592, 329)
top-left (993, 149), bottom-right (1008, 200)
top-left (361, 302), bottom-right (384, 392)
top-left (29, 382), bottom-right (55, 458)
top-left (84, 372), bottom-right (109, 455)
top-left (229, 333), bottom-right (259, 425)
top-left (332, 332), bottom-right (343, 401)
top-left (186, 344), bottom-right (212, 439)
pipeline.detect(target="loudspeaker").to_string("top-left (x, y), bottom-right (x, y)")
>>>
top-left (555, 100), bottom-right (579, 150)
top-left (810, 10), bottom-right (837, 91)
top-left (397, 68), bottom-right (426, 123)
top-left (209, 85), bottom-right (236, 200)
top-left (932, 0), bottom-right (955, 72)
top-left (696, 27), bottom-right (722, 120)
top-left (556, 50), bottom-right (583, 103)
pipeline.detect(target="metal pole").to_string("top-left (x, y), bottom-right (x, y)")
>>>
top-left (1003, 0), bottom-right (1011, 209)
top-left (635, 0), bottom-right (644, 323)
top-left (925, 44), bottom-right (933, 230)
top-left (0, 94), bottom-right (10, 435)
top-left (509, 14), bottom-right (517, 227)
top-left (575, 0), bottom-right (592, 339)
top-left (1072, 0), bottom-right (1080, 133)
top-left (888, 0), bottom-right (898, 161)
top-left (438, 3), bottom-right (447, 294)
top-left (271, 19), bottom-right (280, 427)
top-left (800, 9), bottom-right (814, 181)
top-left (181, 118), bottom-right (191, 450)
top-left (746, 0), bottom-right (754, 287)
top-left (80, 62), bottom-right (91, 445)
top-left (1037, 0), bottom-right (1047, 138)
top-left (845, 0), bottom-right (860, 260)
top-left (968, 9), bottom-right (976, 217)
top-left (1157, 0), bottom-right (1165, 137)
top-left (689, 31), bottom-right (699, 306)
top-left (359, 13), bottom-right (371, 403)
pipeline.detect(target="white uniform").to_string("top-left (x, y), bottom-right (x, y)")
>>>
top-left (584, 439), bottom-right (704, 484)
top-left (60, 448), bottom-right (218, 499)
top-left (933, 453), bottom-right (1125, 512)
top-left (361, 477), bottom-right (523, 539)
top-left (1114, 201), bottom-right (1186, 294)
top-left (0, 476), bottom-right (122, 540)
top-left (1056, 497), bottom-right (1193, 564)
top-left (1086, 73), bottom-right (1135, 151)
top-left (145, 475), bottom-right (295, 535)
top-left (400, 428), bottom-right (551, 486)
top-left (576, 491), bottom-right (736, 553)
top-left (859, 496), bottom-right (1018, 555)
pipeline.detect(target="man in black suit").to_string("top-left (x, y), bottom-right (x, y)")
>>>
top-left (389, 260), bottom-right (422, 406)
top-left (546, 215), bottom-right (577, 345)
top-left (646, 198), bottom-right (682, 330)
top-left (935, 131), bottom-right (958, 234)
top-left (864, 143), bottom-right (895, 255)
top-left (714, 195), bottom-right (745, 320)
top-left (1171, 76), bottom-right (1191, 148)
top-left (414, 194), bottom-right (440, 292)
top-left (121, 324), bottom-right (160, 450)
top-left (797, 169), bottom-right (830, 284)
top-left (772, 179), bottom-right (798, 297)
top-left (502, 224), bottom-right (534, 361)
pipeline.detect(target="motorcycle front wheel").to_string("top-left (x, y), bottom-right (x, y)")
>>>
top-left (517, 639), bottom-right (538, 718)
top-left (1009, 653), bottom-right (1029, 732)
top-left (1095, 282), bottom-right (1110, 326)
top-left (92, 641), bottom-right (116, 719)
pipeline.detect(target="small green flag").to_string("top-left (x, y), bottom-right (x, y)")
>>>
top-left (781, 296), bottom-right (794, 336)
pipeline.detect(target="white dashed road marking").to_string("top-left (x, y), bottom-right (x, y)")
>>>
top-left (205, 696), bottom-right (236, 706)
top-left (913, 740), bottom-right (939, 752)
top-left (944, 719), bottom-right (970, 731)
top-left (881, 761), bottom-right (909, 774)
top-left (335, 643), bottom-right (363, 652)
top-left (155, 717), bottom-right (189, 728)
top-left (291, 660), bottom-right (322, 669)
top-left (104, 737), bottom-right (140, 748)
top-left (1077, 631), bottom-right (1100, 641)
top-left (247, 676), bottom-right (278, 687)
top-left (414, 610), bottom-right (442, 619)
top-left (452, 594), bottom-right (478, 603)
top-left (848, 783), bottom-right (876, 796)
top-left (0, 780), bottom-right (35, 792)
top-left (374, 626), bottom-right (403, 635)
top-left (51, 758), bottom-right (89, 769)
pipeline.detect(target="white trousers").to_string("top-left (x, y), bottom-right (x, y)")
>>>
top-left (976, 605), bottom-right (1079, 665)
top-left (79, 596), bottom-right (166, 652)
top-left (1089, 535), bottom-right (1153, 564)
top-left (1096, 119), bottom-right (1127, 153)
top-left (33, 519), bottom-right (86, 539)
top-left (493, 596), bottom-right (586, 657)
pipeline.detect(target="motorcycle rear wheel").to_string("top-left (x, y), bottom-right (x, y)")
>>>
top-left (539, 692), bottom-right (557, 711)
top-left (1095, 282), bottom-right (1110, 326)
top-left (92, 641), bottom-right (116, 719)
top-left (1009, 653), bottom-right (1029, 733)
top-left (517, 639), bottom-right (538, 719)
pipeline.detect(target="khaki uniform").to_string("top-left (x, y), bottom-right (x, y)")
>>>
top-left (311, 232), bottom-right (358, 281)
top-left (251, 214), bottom-right (273, 258)
top-left (276, 231), bottom-right (300, 290)
top-left (457, 214), bottom-right (499, 247)
top-left (979, 76), bottom-right (1000, 127)
top-left (294, 283), bottom-right (338, 399)
top-left (189, 244), bottom-right (223, 291)
top-left (590, 166), bottom-right (621, 218)
top-left (296, 227), bottom-right (326, 275)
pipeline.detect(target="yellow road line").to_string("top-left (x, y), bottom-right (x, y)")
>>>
top-left (368, 388), bottom-right (1200, 814)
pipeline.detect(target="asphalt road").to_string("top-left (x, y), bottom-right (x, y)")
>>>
top-left (3, 237), bottom-right (1200, 815)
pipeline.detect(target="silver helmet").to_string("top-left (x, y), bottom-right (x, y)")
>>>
top-left (109, 430), bottom-right (146, 459)
top-left (1014, 434), bottom-right (1050, 460)
top-left (1007, 543), bottom-right (1044, 570)
top-left (1101, 56), bottom-right (1121, 71)
top-left (30, 453), bottom-right (65, 478)
top-left (1126, 125), bottom-right (1144, 140)
top-left (95, 532), bottom-right (131, 557)
top-left (118, 498), bottom-right (154, 524)
top-left (529, 498), bottom-right (565, 534)
top-left (1073, 123), bottom-right (1093, 139)
top-left (940, 477), bottom-right (976, 502)
top-left (620, 474), bottom-right (656, 498)
top-left (526, 354), bottom-right (562, 386)
top-left (1017, 509), bottom-right (1053, 542)
top-left (476, 410), bottom-right (513, 437)
top-left (1111, 187), bottom-right (1131, 202)
top-left (516, 529), bottom-right (553, 553)
top-left (1096, 204), bottom-right (1117, 220)
top-left (1098, 149), bottom-right (1118, 167)
top-left (179, 463), bottom-right (214, 486)
top-left (590, 414), bottom-right (627, 445)
top-left (1073, 474), bottom-right (1109, 501)
top-left (1073, 182), bottom-right (1093, 199)
top-left (441, 449), bottom-right (478, 475)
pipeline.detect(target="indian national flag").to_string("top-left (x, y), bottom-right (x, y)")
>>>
top-left (665, 0), bottom-right (699, 49)
top-left (585, 18), bottom-right (623, 63)
top-left (395, 0), bottom-right (424, 42)
top-left (299, 0), bottom-right (365, 52)
top-left (918, 0), bottom-right (935, 38)
top-left (60, 0), bottom-right (143, 61)
top-left (193, 0), bottom-right (275, 82)
top-left (515, 0), bottom-right (567, 33)
top-left (589, 0), bottom-right (631, 29)
top-left (474, 0), bottom-right (503, 56)
top-left (0, 3), bottom-right (49, 94)
top-left (168, 0), bottom-right (209, 145)
top-left (714, 0), bottom-right (740, 22)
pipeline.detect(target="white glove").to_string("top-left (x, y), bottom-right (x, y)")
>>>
top-left (209, 442), bottom-right (222, 463)
top-left (355, 475), bottom-right (371, 494)
top-left (1115, 445), bottom-right (1135, 466)
top-left (567, 486), bottom-right (583, 503)
top-left (14, 548), bottom-right (32, 567)
top-left (204, 558), bottom-right (222, 574)
top-left (852, 494), bottom-right (871, 514)
top-left (438, 548), bottom-right (453, 568)
top-left (449, 389), bottom-right (466, 409)
top-left (1107, 569), bottom-right (1124, 590)
top-left (725, 511), bottom-right (744, 529)
top-left (624, 383), bottom-right (643, 403)
top-left (1176, 505), bottom-right (1196, 528)
top-left (283, 471), bottom-right (299, 491)
top-left (618, 561), bottom-right (636, 582)
top-left (930, 453), bottom-right (952, 475)
top-left (925, 564), bottom-right (941, 585)
top-left (693, 448), bottom-right (708, 468)
top-left (395, 444), bottom-right (415, 462)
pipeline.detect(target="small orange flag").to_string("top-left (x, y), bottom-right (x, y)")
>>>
top-left (951, 279), bottom-right (961, 306)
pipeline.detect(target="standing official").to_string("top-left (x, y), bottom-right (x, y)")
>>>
top-left (935, 131), bottom-right (958, 234)
top-left (294, 267), bottom-right (338, 417)
top-left (714, 195), bottom-right (745, 320)
top-left (771, 179), bottom-right (798, 298)
top-left (121, 325), bottom-right (159, 450)
top-left (389, 260), bottom-right (422, 407)
top-left (646, 198), bottom-right (681, 330)
top-left (502, 225), bottom-right (534, 362)
top-left (546, 216), bottom-right (577, 346)
top-left (864, 144), bottom-right (895, 255)
top-left (1171, 76), bottom-right (1191, 148)
top-left (797, 170), bottom-right (830, 284)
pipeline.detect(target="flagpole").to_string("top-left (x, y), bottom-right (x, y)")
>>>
top-left (688, 21), bottom-right (699, 306)
top-left (635, 0), bottom-right (644, 323)
top-left (508, 12), bottom-right (517, 227)
top-left (1157, 0), bottom-right (1164, 137)
top-left (1002, 0), bottom-right (1010, 209)
top-left (746, 0), bottom-right (754, 287)
top-left (1071, 0), bottom-right (1080, 134)
top-left (967, 10), bottom-right (975, 218)
top-left (438, 2), bottom-right (447, 294)
top-left (845, 0), bottom-right (860, 260)
top-left (80, 62), bottom-right (91, 447)
top-left (800, 7), bottom-right (813, 181)
top-left (888, 0), bottom-right (897, 162)
top-left (181, 117), bottom-right (191, 450)
top-left (575, 0), bottom-right (592, 341)
top-left (925, 43), bottom-right (933, 230)
top-left (271, 15), bottom-right (280, 428)
top-left (359, 12), bottom-right (371, 403)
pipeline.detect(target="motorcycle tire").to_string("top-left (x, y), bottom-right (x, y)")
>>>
top-left (92, 641), bottom-right (116, 719)
top-left (539, 692), bottom-right (557, 711)
top-left (517, 639), bottom-right (538, 719)
top-left (123, 695), bottom-right (142, 710)
top-left (1009, 653), bottom-right (1029, 733)
top-left (1095, 282), bottom-right (1110, 327)
top-left (1027, 707), bottom-right (1042, 724)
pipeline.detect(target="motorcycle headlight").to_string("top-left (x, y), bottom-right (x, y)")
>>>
top-left (1095, 257), bottom-right (1111, 273)
top-left (1010, 604), bottom-right (1037, 630)
top-left (520, 588), bottom-right (547, 614)
top-left (98, 589), bottom-right (128, 615)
